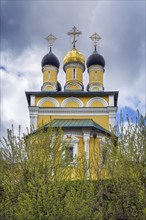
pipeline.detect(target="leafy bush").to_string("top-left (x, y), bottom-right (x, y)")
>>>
top-left (0, 114), bottom-right (145, 219)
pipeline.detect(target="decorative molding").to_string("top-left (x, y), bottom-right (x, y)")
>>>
top-left (37, 107), bottom-right (109, 115)
top-left (42, 85), bottom-right (56, 91)
top-left (41, 82), bottom-right (57, 91)
top-left (64, 62), bottom-right (85, 72)
top-left (61, 97), bottom-right (84, 107)
top-left (90, 131), bottom-right (105, 138)
top-left (30, 95), bottom-right (35, 106)
top-left (86, 97), bottom-right (108, 107)
top-left (29, 107), bottom-right (39, 130)
top-left (109, 112), bottom-right (116, 129)
top-left (109, 95), bottom-right (114, 106)
top-left (65, 82), bottom-right (83, 91)
top-left (107, 106), bottom-right (118, 113)
top-left (64, 130), bottom-right (83, 137)
top-left (83, 131), bottom-right (90, 179)
top-left (42, 65), bottom-right (58, 73)
top-left (88, 65), bottom-right (104, 73)
top-left (89, 83), bottom-right (103, 91)
top-left (28, 106), bottom-right (117, 116)
top-left (63, 135), bottom-right (79, 163)
top-left (29, 106), bottom-right (39, 114)
top-left (37, 97), bottom-right (59, 107)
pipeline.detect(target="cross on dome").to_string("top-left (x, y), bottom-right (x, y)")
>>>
top-left (67, 26), bottom-right (82, 48)
top-left (45, 34), bottom-right (57, 51)
top-left (90, 33), bottom-right (101, 51)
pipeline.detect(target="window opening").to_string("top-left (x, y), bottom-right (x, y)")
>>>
top-left (66, 146), bottom-right (74, 161)
top-left (73, 68), bottom-right (76, 79)
top-left (95, 71), bottom-right (98, 80)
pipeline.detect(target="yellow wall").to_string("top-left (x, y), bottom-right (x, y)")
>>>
top-left (65, 101), bottom-right (80, 107)
top-left (90, 102), bottom-right (104, 107)
top-left (41, 101), bottom-right (55, 108)
top-left (89, 137), bottom-right (100, 179)
top-left (66, 67), bottom-right (83, 83)
top-left (89, 70), bottom-right (103, 85)
top-left (43, 70), bottom-right (57, 83)
top-left (43, 85), bottom-right (55, 91)
top-left (54, 135), bottom-right (102, 180)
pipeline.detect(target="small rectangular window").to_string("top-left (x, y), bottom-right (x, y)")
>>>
top-left (73, 68), bottom-right (76, 79)
top-left (65, 146), bottom-right (74, 161)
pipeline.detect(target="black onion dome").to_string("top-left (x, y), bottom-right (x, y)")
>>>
top-left (41, 50), bottom-right (60, 68)
top-left (86, 50), bottom-right (105, 68)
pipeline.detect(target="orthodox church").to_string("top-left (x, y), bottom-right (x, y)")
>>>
top-left (25, 27), bottom-right (118, 179)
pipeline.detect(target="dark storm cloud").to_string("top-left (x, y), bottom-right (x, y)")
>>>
top-left (102, 2), bottom-right (145, 85)
top-left (1, 1), bottom-right (145, 87)
top-left (1, 1), bottom-right (88, 55)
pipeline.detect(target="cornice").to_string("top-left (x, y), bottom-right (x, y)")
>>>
top-left (88, 65), bottom-right (104, 73)
top-left (28, 107), bottom-right (117, 116)
top-left (64, 62), bottom-right (85, 72)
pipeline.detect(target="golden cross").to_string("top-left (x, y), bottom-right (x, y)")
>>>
top-left (67, 26), bottom-right (82, 48)
top-left (90, 33), bottom-right (101, 50)
top-left (45, 34), bottom-right (57, 51)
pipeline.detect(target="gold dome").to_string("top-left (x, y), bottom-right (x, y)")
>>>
top-left (63, 48), bottom-right (85, 66)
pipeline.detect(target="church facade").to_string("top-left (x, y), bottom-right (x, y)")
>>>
top-left (25, 27), bottom-right (118, 179)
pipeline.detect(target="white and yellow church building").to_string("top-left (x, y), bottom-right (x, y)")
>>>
top-left (25, 27), bottom-right (118, 179)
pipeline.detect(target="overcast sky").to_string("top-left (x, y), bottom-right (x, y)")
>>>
top-left (1, 0), bottom-right (145, 137)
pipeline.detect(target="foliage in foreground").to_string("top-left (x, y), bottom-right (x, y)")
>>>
top-left (0, 114), bottom-right (146, 220)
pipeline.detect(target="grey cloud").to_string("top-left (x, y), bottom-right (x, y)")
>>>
top-left (1, 1), bottom-right (145, 135)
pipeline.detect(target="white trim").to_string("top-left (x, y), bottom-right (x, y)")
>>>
top-left (29, 107), bottom-right (39, 130)
top-left (109, 112), bottom-right (116, 129)
top-left (83, 131), bottom-right (91, 179)
top-left (63, 135), bottom-right (79, 163)
top-left (86, 97), bottom-right (108, 107)
top-left (42, 65), bottom-right (58, 73)
top-left (65, 82), bottom-right (82, 90)
top-left (61, 97), bottom-right (84, 107)
top-left (88, 65), bottom-right (104, 73)
top-left (30, 95), bottom-right (35, 106)
top-left (37, 97), bottom-right (59, 107)
top-left (64, 130), bottom-right (82, 137)
top-left (90, 131), bottom-right (105, 138)
top-left (29, 106), bottom-right (117, 116)
top-left (109, 95), bottom-right (114, 106)
top-left (64, 62), bottom-right (85, 72)
top-left (42, 82), bottom-right (57, 91)
top-left (88, 84), bottom-right (104, 91)
top-left (30, 115), bottom-right (37, 130)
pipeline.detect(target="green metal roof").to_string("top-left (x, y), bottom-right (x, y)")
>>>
top-left (45, 119), bottom-right (110, 135)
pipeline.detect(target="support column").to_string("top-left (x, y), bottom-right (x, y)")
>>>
top-left (83, 131), bottom-right (91, 179)
top-left (29, 107), bottom-right (39, 131)
top-left (108, 107), bottom-right (117, 130)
